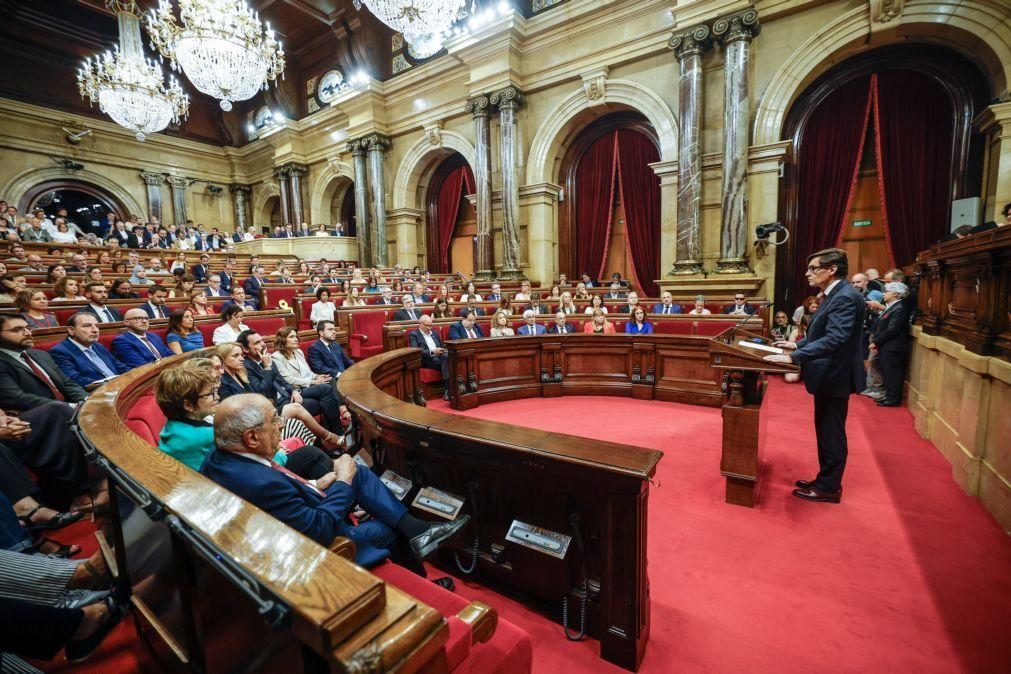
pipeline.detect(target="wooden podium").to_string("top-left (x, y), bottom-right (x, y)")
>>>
top-left (709, 326), bottom-right (799, 507)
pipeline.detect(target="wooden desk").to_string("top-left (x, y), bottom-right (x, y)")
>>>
top-left (338, 349), bottom-right (661, 671)
top-left (235, 236), bottom-right (359, 262)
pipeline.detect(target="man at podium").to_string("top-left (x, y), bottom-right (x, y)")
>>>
top-left (764, 248), bottom-right (865, 504)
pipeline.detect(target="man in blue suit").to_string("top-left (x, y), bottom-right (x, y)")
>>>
top-left (408, 315), bottom-right (450, 399)
top-left (139, 285), bottom-right (170, 319)
top-left (517, 310), bottom-right (546, 335)
top-left (652, 292), bottom-right (683, 315)
top-left (547, 311), bottom-right (575, 334)
top-left (202, 394), bottom-right (469, 567)
top-left (111, 309), bottom-right (173, 368)
top-left (49, 313), bottom-right (130, 390)
top-left (242, 266), bottom-right (266, 306)
top-left (447, 310), bottom-right (485, 340)
top-left (766, 248), bottom-right (865, 504)
top-left (307, 320), bottom-right (354, 379)
top-left (222, 287), bottom-right (257, 312)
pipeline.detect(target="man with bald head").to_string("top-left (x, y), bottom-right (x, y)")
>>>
top-left (111, 309), bottom-right (173, 369)
top-left (408, 315), bottom-right (449, 398)
top-left (201, 394), bottom-right (469, 567)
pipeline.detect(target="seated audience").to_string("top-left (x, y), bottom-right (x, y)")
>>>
top-left (496, 295), bottom-right (513, 316)
top-left (573, 282), bottom-right (591, 300)
top-left (201, 394), bottom-right (469, 567)
top-left (393, 295), bottom-right (422, 322)
top-left (548, 286), bottom-right (561, 300)
top-left (167, 274), bottom-right (196, 299)
top-left (129, 267), bottom-right (153, 286)
top-left (376, 286), bottom-right (397, 305)
top-left (46, 264), bottom-right (67, 284)
top-left (189, 288), bottom-right (213, 316)
top-left (0, 273), bottom-right (26, 303)
top-left (111, 309), bottom-right (172, 367)
top-left (459, 282), bottom-right (482, 302)
top-left (771, 311), bottom-right (794, 342)
top-left (204, 273), bottom-right (228, 297)
top-left (625, 306), bottom-right (653, 334)
top-left (527, 292), bottom-right (550, 315)
top-left (222, 286), bottom-right (257, 312)
top-left (408, 315), bottom-right (450, 399)
top-left (17, 289), bottom-right (58, 329)
top-left (271, 327), bottom-right (333, 390)
top-left (548, 311), bottom-right (575, 334)
top-left (190, 254), bottom-right (210, 282)
top-left (514, 281), bottom-right (531, 302)
top-left (605, 282), bottom-right (625, 300)
top-left (723, 293), bottom-right (756, 316)
top-left (448, 309), bottom-right (485, 340)
top-left (652, 292), bottom-right (682, 315)
top-left (108, 278), bottom-right (139, 300)
top-left (558, 291), bottom-right (578, 315)
top-left (165, 308), bottom-right (204, 354)
top-left (242, 266), bottom-right (266, 308)
top-left (140, 285), bottom-right (171, 319)
top-left (307, 320), bottom-right (354, 379)
top-left (51, 219), bottom-right (79, 244)
top-left (617, 291), bottom-right (640, 313)
top-left (792, 295), bottom-right (819, 324)
top-left (343, 286), bottom-right (366, 307)
top-left (517, 309), bottom-right (546, 335)
top-left (687, 295), bottom-right (712, 316)
top-left (464, 296), bottom-right (485, 317)
top-left (584, 293), bottom-right (608, 315)
top-left (212, 304), bottom-right (249, 345)
top-left (490, 310), bottom-right (514, 337)
top-left (48, 313), bottom-right (129, 390)
top-left (52, 277), bottom-right (85, 303)
top-left (310, 287), bottom-right (337, 326)
top-left (485, 283), bottom-right (502, 302)
top-left (583, 309), bottom-right (615, 333)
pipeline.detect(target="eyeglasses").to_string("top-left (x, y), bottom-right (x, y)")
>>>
top-left (806, 265), bottom-right (826, 272)
top-left (196, 387), bottom-right (220, 400)
top-left (0, 326), bottom-right (30, 334)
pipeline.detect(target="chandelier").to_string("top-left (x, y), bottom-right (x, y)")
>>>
top-left (355, 0), bottom-right (468, 58)
top-left (147, 0), bottom-right (285, 111)
top-left (78, 1), bottom-right (189, 141)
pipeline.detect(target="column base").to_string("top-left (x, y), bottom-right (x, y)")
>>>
top-left (670, 260), bottom-right (705, 276)
top-left (715, 257), bottom-right (752, 275)
top-left (497, 268), bottom-right (526, 281)
top-left (472, 270), bottom-right (496, 282)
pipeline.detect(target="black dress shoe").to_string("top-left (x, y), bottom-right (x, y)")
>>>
top-left (792, 486), bottom-right (842, 503)
top-left (65, 596), bottom-right (129, 663)
top-left (876, 400), bottom-right (901, 407)
top-left (409, 514), bottom-right (470, 560)
top-left (795, 479), bottom-right (815, 489)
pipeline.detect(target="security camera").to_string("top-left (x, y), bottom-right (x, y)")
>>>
top-left (755, 222), bottom-right (785, 239)
top-left (206, 185), bottom-right (223, 195)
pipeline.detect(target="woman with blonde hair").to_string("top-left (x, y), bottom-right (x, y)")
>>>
top-left (583, 308), bottom-right (615, 334)
top-left (342, 285), bottom-right (366, 307)
top-left (189, 288), bottom-right (213, 316)
top-left (489, 310), bottom-right (514, 337)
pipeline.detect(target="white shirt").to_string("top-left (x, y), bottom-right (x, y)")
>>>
top-left (310, 301), bottom-right (336, 325)
top-left (212, 322), bottom-right (249, 345)
top-left (419, 330), bottom-right (438, 351)
top-left (51, 231), bottom-right (77, 243)
top-left (584, 306), bottom-right (608, 314)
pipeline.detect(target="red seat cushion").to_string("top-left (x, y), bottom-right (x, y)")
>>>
top-left (124, 393), bottom-right (167, 445)
top-left (261, 284), bottom-right (297, 311)
top-left (348, 309), bottom-right (393, 359)
top-left (696, 319), bottom-right (737, 336)
top-left (419, 368), bottom-right (442, 383)
top-left (655, 319), bottom-right (694, 335)
top-left (245, 316), bottom-right (286, 338)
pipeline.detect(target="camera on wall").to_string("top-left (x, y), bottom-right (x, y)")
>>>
top-left (754, 221), bottom-right (789, 258)
top-left (206, 184), bottom-right (223, 196)
top-left (756, 221), bottom-right (786, 239)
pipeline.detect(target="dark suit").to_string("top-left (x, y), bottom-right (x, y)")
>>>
top-left (0, 401), bottom-right (88, 500)
top-left (408, 329), bottom-right (448, 380)
top-left (0, 349), bottom-right (87, 409)
top-left (307, 339), bottom-right (354, 379)
top-left (242, 276), bottom-right (264, 308)
top-left (393, 308), bottom-right (421, 322)
top-left (232, 232), bottom-right (243, 243)
top-left (616, 304), bottom-right (639, 314)
top-left (547, 323), bottom-right (575, 334)
top-left (221, 298), bottom-right (257, 313)
top-left (789, 280), bottom-right (865, 492)
top-left (517, 324), bottom-right (546, 335)
top-left (872, 299), bottom-right (910, 405)
top-left (191, 263), bottom-right (209, 282)
top-left (218, 271), bottom-right (233, 292)
top-left (241, 357), bottom-right (343, 430)
top-left (81, 303), bottom-right (123, 323)
top-left (461, 306), bottom-right (485, 317)
top-left (447, 322), bottom-right (485, 340)
top-left (527, 303), bottom-right (550, 315)
top-left (200, 449), bottom-right (402, 567)
top-left (108, 230), bottom-right (131, 247)
top-left (651, 303), bottom-right (683, 314)
top-left (140, 301), bottom-right (171, 320)
top-left (49, 338), bottom-right (130, 389)
top-left (722, 304), bottom-right (757, 315)
top-left (111, 331), bottom-right (172, 368)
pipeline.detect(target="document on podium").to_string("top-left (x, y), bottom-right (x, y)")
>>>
top-left (736, 340), bottom-right (784, 355)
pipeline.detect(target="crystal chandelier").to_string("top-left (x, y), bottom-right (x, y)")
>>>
top-left (78, 1), bottom-right (189, 141)
top-left (147, 0), bottom-right (285, 111)
top-left (355, 0), bottom-right (467, 58)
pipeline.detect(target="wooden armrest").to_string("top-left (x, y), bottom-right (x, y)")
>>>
top-left (329, 536), bottom-right (356, 560)
top-left (457, 600), bottom-right (497, 645)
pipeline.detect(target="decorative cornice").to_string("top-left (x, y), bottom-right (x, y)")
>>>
top-left (464, 94), bottom-right (492, 118)
top-left (229, 184), bottom-right (251, 194)
top-left (580, 66), bottom-right (609, 107)
top-left (712, 7), bottom-right (760, 45)
top-left (869, 0), bottom-right (904, 24)
top-left (490, 85), bottom-right (524, 111)
top-left (668, 24), bottom-right (712, 60)
top-left (140, 171), bottom-right (164, 186)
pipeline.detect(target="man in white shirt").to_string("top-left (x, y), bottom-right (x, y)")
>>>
top-left (204, 274), bottom-right (229, 297)
top-left (408, 315), bottom-right (449, 399)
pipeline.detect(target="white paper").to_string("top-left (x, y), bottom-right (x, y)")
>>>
top-left (737, 340), bottom-right (783, 355)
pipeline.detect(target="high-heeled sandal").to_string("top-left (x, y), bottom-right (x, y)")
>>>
top-left (17, 504), bottom-right (85, 532)
top-left (321, 432), bottom-right (344, 452)
top-left (29, 538), bottom-right (82, 558)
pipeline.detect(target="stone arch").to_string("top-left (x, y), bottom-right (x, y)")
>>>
top-left (391, 130), bottom-right (476, 211)
top-left (251, 182), bottom-right (280, 231)
top-left (309, 161), bottom-right (355, 225)
top-left (526, 79), bottom-right (677, 185)
top-left (2, 166), bottom-right (145, 220)
top-left (754, 1), bottom-right (1011, 145)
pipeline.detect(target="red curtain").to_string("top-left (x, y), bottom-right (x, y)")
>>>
top-left (430, 164), bottom-right (474, 273)
top-left (874, 70), bottom-right (954, 266)
top-left (614, 129), bottom-right (661, 297)
top-left (574, 132), bottom-right (618, 284)
top-left (791, 75), bottom-right (873, 303)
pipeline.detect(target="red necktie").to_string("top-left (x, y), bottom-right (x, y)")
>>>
top-left (20, 353), bottom-right (65, 401)
top-left (270, 460), bottom-right (325, 497)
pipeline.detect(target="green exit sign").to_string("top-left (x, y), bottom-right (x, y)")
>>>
top-left (853, 219), bottom-right (872, 227)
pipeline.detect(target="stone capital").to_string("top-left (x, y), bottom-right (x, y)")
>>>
top-left (712, 7), bottom-right (760, 45)
top-left (346, 138), bottom-right (367, 157)
top-left (166, 175), bottom-right (193, 189)
top-left (229, 183), bottom-right (251, 195)
top-left (464, 94), bottom-right (492, 118)
top-left (140, 171), bottom-right (164, 186)
top-left (361, 133), bottom-right (390, 153)
top-left (279, 162), bottom-right (308, 178)
top-left (490, 85), bottom-right (524, 111)
top-left (669, 24), bottom-right (712, 60)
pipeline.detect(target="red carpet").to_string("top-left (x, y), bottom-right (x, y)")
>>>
top-left (37, 379), bottom-right (1011, 672)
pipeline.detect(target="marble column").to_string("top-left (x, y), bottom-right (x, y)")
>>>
top-left (167, 175), bottom-right (191, 225)
top-left (229, 184), bottom-right (251, 231)
top-left (140, 171), bottom-right (164, 222)
top-left (286, 163), bottom-right (308, 227)
top-left (465, 94), bottom-right (495, 280)
top-left (668, 25), bottom-right (711, 275)
top-left (273, 167), bottom-right (292, 227)
top-left (364, 134), bottom-right (390, 266)
top-left (490, 85), bottom-right (525, 280)
top-left (714, 8), bottom-right (760, 274)
top-left (347, 139), bottom-right (372, 267)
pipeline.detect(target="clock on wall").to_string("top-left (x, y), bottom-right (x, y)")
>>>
top-left (317, 69), bottom-right (346, 104)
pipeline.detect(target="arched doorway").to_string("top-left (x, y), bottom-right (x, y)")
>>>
top-left (777, 44), bottom-right (990, 308)
top-left (19, 179), bottom-right (128, 234)
top-left (425, 153), bottom-right (475, 275)
top-left (256, 195), bottom-right (282, 235)
top-left (559, 112), bottom-right (661, 296)
top-left (330, 183), bottom-right (357, 236)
